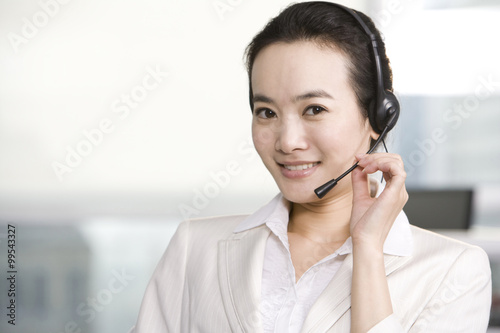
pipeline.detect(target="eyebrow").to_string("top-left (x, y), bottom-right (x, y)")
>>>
top-left (253, 94), bottom-right (275, 105)
top-left (294, 89), bottom-right (334, 102)
top-left (252, 89), bottom-right (334, 105)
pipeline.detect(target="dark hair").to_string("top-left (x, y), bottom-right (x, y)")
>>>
top-left (244, 1), bottom-right (394, 137)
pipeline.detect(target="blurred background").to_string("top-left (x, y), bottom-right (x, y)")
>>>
top-left (0, 0), bottom-right (499, 332)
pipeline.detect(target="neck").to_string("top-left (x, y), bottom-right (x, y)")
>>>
top-left (288, 190), bottom-right (352, 244)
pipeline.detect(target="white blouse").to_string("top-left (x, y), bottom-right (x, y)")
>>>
top-left (234, 194), bottom-right (413, 333)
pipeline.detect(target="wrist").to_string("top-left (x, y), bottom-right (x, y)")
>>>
top-left (352, 238), bottom-right (384, 257)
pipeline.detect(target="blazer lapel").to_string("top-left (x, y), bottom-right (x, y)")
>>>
top-left (300, 253), bottom-right (412, 332)
top-left (218, 225), bottom-right (270, 333)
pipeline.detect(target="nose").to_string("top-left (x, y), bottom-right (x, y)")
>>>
top-left (275, 117), bottom-right (308, 154)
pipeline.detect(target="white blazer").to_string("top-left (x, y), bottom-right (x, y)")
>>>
top-left (131, 214), bottom-right (492, 332)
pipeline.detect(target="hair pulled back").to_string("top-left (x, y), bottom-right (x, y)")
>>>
top-left (245, 1), bottom-right (394, 128)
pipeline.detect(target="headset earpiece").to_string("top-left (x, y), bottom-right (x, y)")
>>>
top-left (375, 90), bottom-right (400, 133)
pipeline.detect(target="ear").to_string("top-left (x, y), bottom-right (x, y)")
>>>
top-left (363, 117), bottom-right (379, 143)
top-left (369, 127), bottom-right (379, 142)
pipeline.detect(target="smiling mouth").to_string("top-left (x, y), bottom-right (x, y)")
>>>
top-left (281, 162), bottom-right (319, 171)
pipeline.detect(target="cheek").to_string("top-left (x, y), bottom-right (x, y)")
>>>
top-left (311, 117), bottom-right (370, 155)
top-left (309, 123), bottom-right (344, 151)
top-left (252, 124), bottom-right (275, 158)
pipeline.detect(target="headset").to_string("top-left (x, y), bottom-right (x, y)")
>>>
top-left (314, 3), bottom-right (401, 199)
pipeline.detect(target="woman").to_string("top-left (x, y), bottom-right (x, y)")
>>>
top-left (132, 2), bottom-right (491, 332)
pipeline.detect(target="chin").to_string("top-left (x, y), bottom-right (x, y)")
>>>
top-left (277, 182), bottom-right (321, 204)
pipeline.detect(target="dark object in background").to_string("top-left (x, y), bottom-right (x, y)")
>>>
top-left (405, 189), bottom-right (473, 230)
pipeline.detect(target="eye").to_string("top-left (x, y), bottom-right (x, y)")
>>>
top-left (304, 105), bottom-right (326, 116)
top-left (255, 108), bottom-right (277, 119)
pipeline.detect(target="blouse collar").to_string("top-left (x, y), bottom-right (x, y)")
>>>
top-left (234, 193), bottom-right (413, 257)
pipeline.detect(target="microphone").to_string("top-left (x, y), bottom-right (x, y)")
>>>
top-left (314, 125), bottom-right (390, 199)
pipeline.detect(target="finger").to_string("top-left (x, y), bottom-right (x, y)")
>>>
top-left (356, 154), bottom-right (406, 184)
top-left (356, 153), bottom-right (404, 174)
top-left (356, 153), bottom-right (408, 205)
top-left (351, 165), bottom-right (370, 201)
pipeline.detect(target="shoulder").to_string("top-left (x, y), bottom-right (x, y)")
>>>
top-left (390, 225), bottom-right (491, 307)
top-left (410, 225), bottom-right (489, 257)
top-left (182, 214), bottom-right (249, 236)
top-left (171, 214), bottom-right (251, 250)
top-left (158, 214), bottom-right (253, 272)
top-left (389, 226), bottom-right (492, 331)
top-left (408, 225), bottom-right (490, 275)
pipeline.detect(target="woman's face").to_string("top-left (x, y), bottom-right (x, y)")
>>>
top-left (251, 41), bottom-right (377, 203)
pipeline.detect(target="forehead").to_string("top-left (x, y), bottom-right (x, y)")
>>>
top-left (251, 41), bottom-right (352, 98)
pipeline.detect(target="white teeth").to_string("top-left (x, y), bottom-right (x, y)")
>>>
top-left (283, 162), bottom-right (318, 171)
